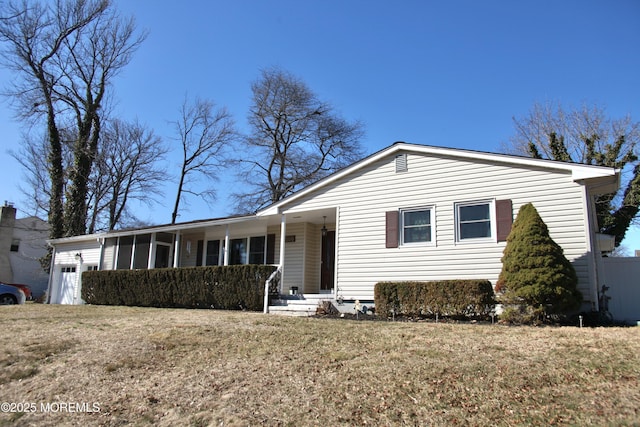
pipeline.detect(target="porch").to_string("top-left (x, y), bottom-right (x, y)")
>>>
top-left (49, 208), bottom-right (339, 306)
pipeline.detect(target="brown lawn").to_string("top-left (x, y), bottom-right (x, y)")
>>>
top-left (0, 304), bottom-right (639, 426)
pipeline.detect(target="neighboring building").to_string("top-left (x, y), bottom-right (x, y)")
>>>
top-left (46, 142), bottom-right (620, 315)
top-left (0, 202), bottom-right (50, 299)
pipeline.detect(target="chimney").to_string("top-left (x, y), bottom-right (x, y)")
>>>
top-left (0, 202), bottom-right (17, 283)
top-left (1, 202), bottom-right (17, 224)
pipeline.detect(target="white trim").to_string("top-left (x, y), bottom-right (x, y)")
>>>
top-left (148, 233), bottom-right (156, 270)
top-left (258, 142), bottom-right (619, 216)
top-left (48, 214), bottom-right (258, 245)
top-left (223, 226), bottom-right (230, 266)
top-left (130, 235), bottom-right (136, 270)
top-left (582, 185), bottom-right (600, 311)
top-left (45, 245), bottom-right (57, 303)
top-left (74, 256), bottom-right (83, 304)
top-left (334, 206), bottom-right (340, 297)
top-left (173, 232), bottom-right (181, 268)
top-left (98, 238), bottom-right (105, 271)
top-left (399, 206), bottom-right (436, 247)
top-left (454, 199), bottom-right (496, 244)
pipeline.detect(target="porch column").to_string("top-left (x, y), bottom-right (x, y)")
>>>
top-left (223, 225), bottom-right (230, 266)
top-left (279, 214), bottom-right (286, 267)
top-left (148, 233), bottom-right (157, 270)
top-left (130, 235), bottom-right (136, 270)
top-left (279, 214), bottom-right (286, 294)
top-left (114, 237), bottom-right (121, 269)
top-left (173, 232), bottom-right (181, 268)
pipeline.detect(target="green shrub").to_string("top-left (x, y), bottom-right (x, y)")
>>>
top-left (374, 280), bottom-right (496, 319)
top-left (81, 265), bottom-right (277, 311)
top-left (496, 203), bottom-right (582, 322)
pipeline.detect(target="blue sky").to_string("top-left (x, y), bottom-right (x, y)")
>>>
top-left (1, 0), bottom-right (639, 248)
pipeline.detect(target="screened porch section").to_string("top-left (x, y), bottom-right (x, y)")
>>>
top-left (100, 231), bottom-right (277, 271)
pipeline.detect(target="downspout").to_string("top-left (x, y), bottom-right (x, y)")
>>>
top-left (74, 253), bottom-right (84, 304)
top-left (334, 207), bottom-right (340, 297)
top-left (582, 185), bottom-right (600, 312)
top-left (97, 237), bottom-right (105, 270)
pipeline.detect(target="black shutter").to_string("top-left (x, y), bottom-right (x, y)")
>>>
top-left (266, 234), bottom-right (276, 264)
top-left (196, 240), bottom-right (204, 266)
top-left (386, 211), bottom-right (399, 248)
top-left (496, 199), bottom-right (513, 242)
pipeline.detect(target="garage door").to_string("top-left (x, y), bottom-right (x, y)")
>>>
top-left (57, 266), bottom-right (77, 304)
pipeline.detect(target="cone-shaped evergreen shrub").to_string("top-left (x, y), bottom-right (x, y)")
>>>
top-left (496, 203), bottom-right (582, 318)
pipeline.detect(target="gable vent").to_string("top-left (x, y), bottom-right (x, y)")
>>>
top-left (395, 154), bottom-right (408, 173)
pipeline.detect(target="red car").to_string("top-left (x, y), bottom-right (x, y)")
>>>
top-left (6, 283), bottom-right (32, 300)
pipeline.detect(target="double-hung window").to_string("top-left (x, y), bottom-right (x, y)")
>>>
top-left (456, 201), bottom-right (493, 241)
top-left (249, 236), bottom-right (266, 264)
top-left (401, 207), bottom-right (433, 245)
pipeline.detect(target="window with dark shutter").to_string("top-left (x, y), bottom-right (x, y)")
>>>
top-left (496, 199), bottom-right (513, 242)
top-left (386, 211), bottom-right (399, 248)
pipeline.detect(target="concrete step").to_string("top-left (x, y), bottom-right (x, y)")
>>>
top-left (267, 304), bottom-right (319, 316)
top-left (268, 294), bottom-right (333, 317)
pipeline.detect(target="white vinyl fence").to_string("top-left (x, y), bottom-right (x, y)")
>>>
top-left (601, 257), bottom-right (640, 325)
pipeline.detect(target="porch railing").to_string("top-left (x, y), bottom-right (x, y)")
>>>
top-left (263, 265), bottom-right (282, 313)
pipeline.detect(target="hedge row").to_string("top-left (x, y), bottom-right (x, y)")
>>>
top-left (81, 265), bottom-right (278, 310)
top-left (374, 280), bottom-right (496, 319)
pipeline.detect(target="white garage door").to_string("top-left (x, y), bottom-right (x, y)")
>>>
top-left (57, 266), bottom-right (77, 304)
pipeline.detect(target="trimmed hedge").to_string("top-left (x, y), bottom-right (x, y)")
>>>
top-left (374, 280), bottom-right (496, 319)
top-left (81, 265), bottom-right (278, 310)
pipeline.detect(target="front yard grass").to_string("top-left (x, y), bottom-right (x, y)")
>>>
top-left (0, 304), bottom-right (638, 426)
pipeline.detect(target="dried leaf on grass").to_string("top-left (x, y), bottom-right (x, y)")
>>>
top-left (0, 305), bottom-right (638, 426)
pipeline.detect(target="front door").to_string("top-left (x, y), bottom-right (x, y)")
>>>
top-left (321, 230), bottom-right (335, 292)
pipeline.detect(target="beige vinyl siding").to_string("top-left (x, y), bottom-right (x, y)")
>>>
top-left (54, 241), bottom-right (102, 266)
top-left (281, 223), bottom-right (305, 293)
top-left (304, 223), bottom-right (321, 293)
top-left (179, 233), bottom-right (204, 267)
top-left (266, 223), bottom-right (323, 293)
top-left (283, 152), bottom-right (592, 300)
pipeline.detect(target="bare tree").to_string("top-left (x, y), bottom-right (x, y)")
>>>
top-left (11, 118), bottom-right (166, 233)
top-left (504, 101), bottom-right (640, 246)
top-left (11, 134), bottom-right (57, 218)
top-left (170, 96), bottom-right (236, 224)
top-left (10, 126), bottom-right (78, 218)
top-left (234, 67), bottom-right (365, 213)
top-left (90, 119), bottom-right (167, 232)
top-left (0, 0), bottom-right (146, 237)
